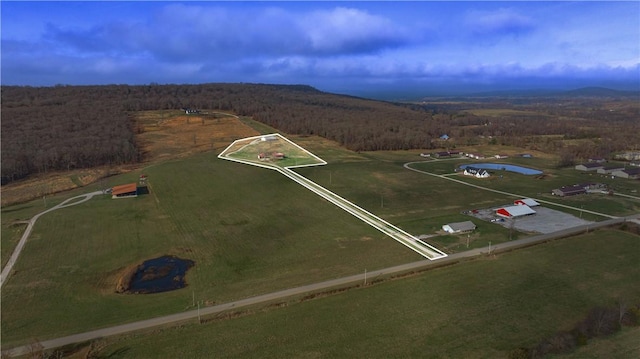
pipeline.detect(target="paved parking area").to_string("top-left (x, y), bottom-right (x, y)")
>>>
top-left (468, 206), bottom-right (593, 234)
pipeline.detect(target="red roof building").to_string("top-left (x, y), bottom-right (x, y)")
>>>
top-left (111, 183), bottom-right (138, 199)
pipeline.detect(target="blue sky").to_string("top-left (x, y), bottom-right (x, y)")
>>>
top-left (2, 1), bottom-right (639, 97)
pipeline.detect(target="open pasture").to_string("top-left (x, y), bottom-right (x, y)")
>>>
top-left (1, 151), bottom-right (422, 348)
top-left (2, 135), bottom-right (639, 351)
top-left (87, 229), bottom-right (640, 358)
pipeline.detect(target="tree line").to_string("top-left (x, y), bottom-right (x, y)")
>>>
top-left (2, 83), bottom-right (638, 184)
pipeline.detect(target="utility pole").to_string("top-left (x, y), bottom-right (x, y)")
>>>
top-left (192, 291), bottom-right (195, 307)
top-left (466, 234), bottom-right (470, 248)
top-left (364, 269), bottom-right (367, 286)
top-left (488, 241), bottom-right (492, 254)
top-left (197, 301), bottom-right (201, 324)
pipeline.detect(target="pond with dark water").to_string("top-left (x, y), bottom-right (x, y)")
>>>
top-left (128, 255), bottom-right (194, 294)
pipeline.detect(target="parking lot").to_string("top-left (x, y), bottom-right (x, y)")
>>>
top-left (467, 205), bottom-right (593, 234)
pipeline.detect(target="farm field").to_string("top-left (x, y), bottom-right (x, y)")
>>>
top-left (79, 229), bottom-right (640, 358)
top-left (0, 151), bottom-right (423, 348)
top-left (2, 130), bottom-right (639, 353)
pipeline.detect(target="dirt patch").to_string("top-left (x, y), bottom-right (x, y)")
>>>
top-left (115, 263), bottom-right (141, 293)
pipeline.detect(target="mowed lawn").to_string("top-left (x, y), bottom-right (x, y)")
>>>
top-left (90, 229), bottom-right (640, 358)
top-left (1, 151), bottom-right (422, 348)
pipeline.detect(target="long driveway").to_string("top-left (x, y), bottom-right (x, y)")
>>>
top-left (0, 191), bottom-right (104, 287)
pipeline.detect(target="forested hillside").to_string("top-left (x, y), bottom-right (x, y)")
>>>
top-left (2, 83), bottom-right (639, 185)
top-left (0, 84), bottom-right (443, 184)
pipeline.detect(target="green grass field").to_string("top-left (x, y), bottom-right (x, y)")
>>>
top-left (84, 229), bottom-right (640, 358)
top-left (0, 151), bottom-right (421, 348)
top-left (221, 134), bottom-right (325, 168)
top-left (1, 135), bottom-right (639, 354)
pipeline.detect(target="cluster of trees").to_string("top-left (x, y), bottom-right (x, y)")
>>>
top-left (509, 301), bottom-right (639, 358)
top-left (2, 83), bottom-right (638, 184)
top-left (1, 87), bottom-right (138, 184)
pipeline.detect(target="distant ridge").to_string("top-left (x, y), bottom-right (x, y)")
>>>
top-left (560, 86), bottom-right (638, 97)
top-left (462, 87), bottom-right (639, 98)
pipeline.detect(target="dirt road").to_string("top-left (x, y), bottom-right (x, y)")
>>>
top-left (0, 191), bottom-right (104, 287)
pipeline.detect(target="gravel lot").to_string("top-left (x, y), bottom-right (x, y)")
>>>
top-left (467, 205), bottom-right (593, 234)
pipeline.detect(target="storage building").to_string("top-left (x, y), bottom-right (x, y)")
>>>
top-left (442, 221), bottom-right (476, 233)
top-left (111, 183), bottom-right (138, 199)
top-left (495, 205), bottom-right (536, 218)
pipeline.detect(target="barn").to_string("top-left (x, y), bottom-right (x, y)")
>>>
top-left (514, 198), bottom-right (540, 207)
top-left (111, 183), bottom-right (138, 199)
top-left (442, 221), bottom-right (476, 234)
top-left (495, 205), bottom-right (536, 218)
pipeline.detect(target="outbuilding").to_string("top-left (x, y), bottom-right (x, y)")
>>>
top-left (597, 165), bottom-right (625, 174)
top-left (514, 198), bottom-right (540, 207)
top-left (442, 221), bottom-right (476, 233)
top-left (575, 163), bottom-right (604, 171)
top-left (111, 183), bottom-right (138, 199)
top-left (495, 205), bottom-right (536, 218)
top-left (552, 185), bottom-right (587, 197)
top-left (612, 168), bottom-right (640, 179)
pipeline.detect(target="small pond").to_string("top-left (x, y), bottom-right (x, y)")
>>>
top-left (459, 163), bottom-right (543, 175)
top-left (128, 255), bottom-right (194, 294)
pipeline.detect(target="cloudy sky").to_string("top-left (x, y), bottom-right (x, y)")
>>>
top-left (2, 1), bottom-right (639, 97)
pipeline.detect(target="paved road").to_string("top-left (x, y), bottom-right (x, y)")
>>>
top-left (5, 213), bottom-right (637, 357)
top-left (0, 191), bottom-right (104, 288)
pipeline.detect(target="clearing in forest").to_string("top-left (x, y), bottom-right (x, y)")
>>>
top-left (219, 133), bottom-right (327, 169)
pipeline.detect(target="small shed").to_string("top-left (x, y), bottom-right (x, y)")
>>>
top-left (112, 183), bottom-right (138, 199)
top-left (442, 221), bottom-right (476, 233)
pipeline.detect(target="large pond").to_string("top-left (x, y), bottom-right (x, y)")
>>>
top-left (128, 255), bottom-right (194, 294)
top-left (459, 163), bottom-right (543, 175)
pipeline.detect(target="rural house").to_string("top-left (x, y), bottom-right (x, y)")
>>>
top-left (463, 167), bottom-right (490, 178)
top-left (552, 185), bottom-right (587, 197)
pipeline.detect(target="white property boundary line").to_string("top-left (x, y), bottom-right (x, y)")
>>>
top-left (218, 134), bottom-right (446, 260)
top-left (220, 133), bottom-right (327, 169)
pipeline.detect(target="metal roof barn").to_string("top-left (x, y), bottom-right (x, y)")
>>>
top-left (496, 205), bottom-right (536, 218)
